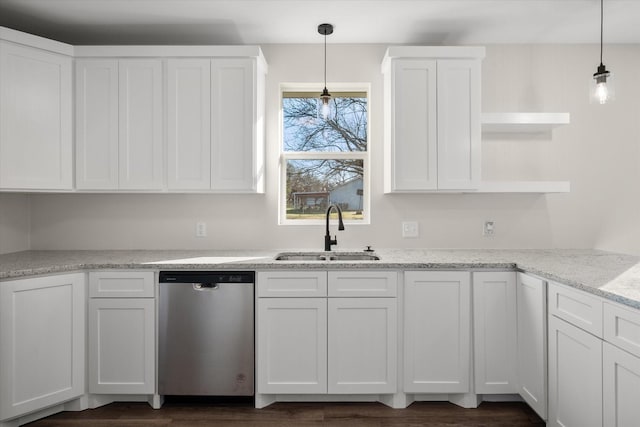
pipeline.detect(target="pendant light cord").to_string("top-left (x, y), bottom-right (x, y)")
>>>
top-left (324, 31), bottom-right (327, 89)
top-left (600, 0), bottom-right (604, 65)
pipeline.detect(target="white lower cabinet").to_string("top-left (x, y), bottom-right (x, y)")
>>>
top-left (257, 297), bottom-right (328, 394)
top-left (515, 272), bottom-right (547, 420)
top-left (603, 301), bottom-right (640, 427)
top-left (89, 298), bottom-right (155, 394)
top-left (548, 315), bottom-right (602, 427)
top-left (0, 273), bottom-right (85, 422)
top-left (327, 297), bottom-right (397, 394)
top-left (547, 281), bottom-right (605, 427)
top-left (88, 272), bottom-right (155, 396)
top-left (404, 271), bottom-right (471, 393)
top-left (256, 270), bottom-right (397, 400)
top-left (603, 342), bottom-right (640, 427)
top-left (472, 272), bottom-right (517, 394)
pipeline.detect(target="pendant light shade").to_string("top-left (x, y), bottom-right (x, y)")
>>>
top-left (318, 23), bottom-right (333, 119)
top-left (591, 0), bottom-right (614, 104)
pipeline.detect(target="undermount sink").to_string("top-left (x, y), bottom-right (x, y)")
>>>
top-left (274, 252), bottom-right (380, 261)
top-left (273, 253), bottom-right (326, 261)
top-left (328, 253), bottom-right (380, 261)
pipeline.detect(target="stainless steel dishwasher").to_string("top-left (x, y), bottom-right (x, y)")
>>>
top-left (158, 271), bottom-right (254, 396)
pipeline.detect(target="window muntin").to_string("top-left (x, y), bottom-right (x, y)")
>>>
top-left (281, 90), bottom-right (369, 224)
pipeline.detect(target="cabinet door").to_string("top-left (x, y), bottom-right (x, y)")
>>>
top-left (603, 342), bottom-right (640, 427)
top-left (548, 315), bottom-right (602, 427)
top-left (328, 298), bottom-right (396, 394)
top-left (516, 273), bottom-right (548, 420)
top-left (386, 59), bottom-right (437, 191)
top-left (167, 59), bottom-right (211, 190)
top-left (404, 271), bottom-right (471, 393)
top-left (118, 59), bottom-right (163, 190)
top-left (473, 272), bottom-right (517, 394)
top-left (436, 59), bottom-right (481, 190)
top-left (211, 58), bottom-right (257, 192)
top-left (89, 298), bottom-right (155, 394)
top-left (0, 41), bottom-right (72, 190)
top-left (257, 298), bottom-right (327, 394)
top-left (75, 59), bottom-right (119, 189)
top-left (0, 273), bottom-right (84, 420)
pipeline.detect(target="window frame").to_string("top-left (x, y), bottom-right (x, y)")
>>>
top-left (279, 83), bottom-right (371, 226)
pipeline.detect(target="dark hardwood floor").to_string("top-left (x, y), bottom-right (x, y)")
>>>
top-left (26, 399), bottom-right (546, 427)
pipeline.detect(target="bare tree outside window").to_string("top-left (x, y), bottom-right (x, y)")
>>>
top-left (282, 92), bottom-right (368, 222)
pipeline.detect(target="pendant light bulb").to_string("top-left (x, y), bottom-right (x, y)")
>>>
top-left (591, 0), bottom-right (614, 104)
top-left (318, 23), bottom-right (333, 119)
top-left (320, 87), bottom-right (331, 119)
top-left (593, 64), bottom-right (612, 104)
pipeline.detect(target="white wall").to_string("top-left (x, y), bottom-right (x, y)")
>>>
top-left (21, 43), bottom-right (640, 254)
top-left (0, 194), bottom-right (30, 254)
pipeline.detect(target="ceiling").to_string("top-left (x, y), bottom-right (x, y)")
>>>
top-left (0, 0), bottom-right (639, 46)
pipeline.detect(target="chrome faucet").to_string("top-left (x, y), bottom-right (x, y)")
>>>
top-left (324, 204), bottom-right (345, 251)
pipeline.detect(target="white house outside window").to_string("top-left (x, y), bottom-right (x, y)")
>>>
top-left (280, 88), bottom-right (369, 225)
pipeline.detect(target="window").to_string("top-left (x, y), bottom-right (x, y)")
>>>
top-left (280, 89), bottom-right (369, 224)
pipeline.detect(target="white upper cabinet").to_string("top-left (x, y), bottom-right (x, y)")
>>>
top-left (166, 59), bottom-right (211, 190)
top-left (436, 59), bottom-right (481, 190)
top-left (385, 59), bottom-right (438, 190)
top-left (76, 58), bottom-right (164, 190)
top-left (0, 32), bottom-right (73, 190)
top-left (76, 46), bottom-right (267, 193)
top-left (75, 60), bottom-right (119, 189)
top-left (166, 56), bottom-right (265, 192)
top-left (212, 58), bottom-right (255, 191)
top-left (382, 47), bottom-right (484, 192)
top-left (118, 60), bottom-right (163, 190)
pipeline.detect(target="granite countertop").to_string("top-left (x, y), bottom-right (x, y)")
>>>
top-left (1, 248), bottom-right (639, 310)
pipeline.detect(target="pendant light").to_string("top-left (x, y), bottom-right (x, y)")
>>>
top-left (591, 0), bottom-right (614, 104)
top-left (318, 23), bottom-right (333, 119)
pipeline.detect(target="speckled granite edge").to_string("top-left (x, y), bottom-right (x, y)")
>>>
top-left (1, 248), bottom-right (639, 310)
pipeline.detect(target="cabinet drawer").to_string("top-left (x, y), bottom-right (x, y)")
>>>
top-left (604, 302), bottom-right (640, 358)
top-left (548, 281), bottom-right (603, 338)
top-left (257, 271), bottom-right (327, 297)
top-left (89, 271), bottom-right (155, 298)
top-left (328, 271), bottom-right (397, 297)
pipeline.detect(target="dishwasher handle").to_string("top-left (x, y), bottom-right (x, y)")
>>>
top-left (193, 283), bottom-right (220, 290)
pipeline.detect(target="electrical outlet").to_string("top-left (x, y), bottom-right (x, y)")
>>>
top-left (483, 221), bottom-right (495, 236)
top-left (402, 221), bottom-right (419, 238)
top-left (195, 222), bottom-right (207, 237)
